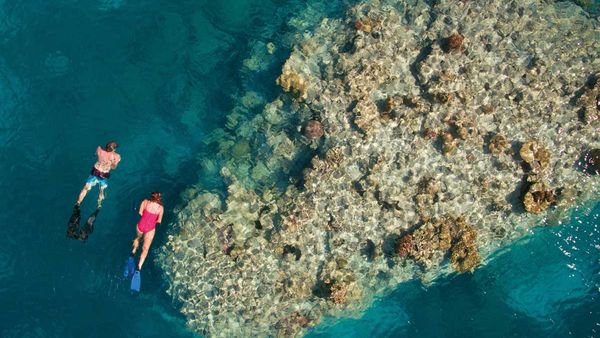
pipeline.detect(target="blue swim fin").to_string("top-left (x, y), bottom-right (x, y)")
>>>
top-left (130, 270), bottom-right (141, 292)
top-left (123, 257), bottom-right (135, 278)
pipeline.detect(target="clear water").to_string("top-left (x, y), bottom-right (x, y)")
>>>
top-left (0, 0), bottom-right (598, 337)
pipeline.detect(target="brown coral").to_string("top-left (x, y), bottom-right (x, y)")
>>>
top-left (422, 127), bottom-right (437, 139)
top-left (441, 131), bottom-right (457, 154)
top-left (406, 218), bottom-right (452, 267)
top-left (324, 147), bottom-right (344, 167)
top-left (450, 238), bottom-right (480, 273)
top-left (354, 20), bottom-right (371, 33)
top-left (277, 68), bottom-right (308, 99)
top-left (330, 283), bottom-right (348, 305)
top-left (523, 182), bottom-right (557, 214)
top-left (449, 217), bottom-right (480, 273)
top-left (400, 216), bottom-right (479, 273)
top-left (489, 134), bottom-right (508, 155)
top-left (414, 178), bottom-right (440, 221)
top-left (520, 140), bottom-right (550, 174)
top-left (395, 234), bottom-right (413, 257)
top-left (276, 312), bottom-right (310, 338)
top-left (438, 220), bottom-right (452, 251)
top-left (304, 120), bottom-right (324, 139)
top-left (434, 92), bottom-right (453, 104)
top-left (353, 98), bottom-right (380, 133)
top-left (442, 32), bottom-right (464, 53)
top-left (383, 96), bottom-right (395, 112)
top-left (418, 177), bottom-right (440, 196)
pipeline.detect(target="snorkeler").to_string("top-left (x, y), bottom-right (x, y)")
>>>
top-left (126, 192), bottom-right (163, 292)
top-left (76, 141), bottom-right (121, 208)
top-left (131, 192), bottom-right (164, 270)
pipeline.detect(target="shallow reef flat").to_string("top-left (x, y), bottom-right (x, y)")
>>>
top-left (158, 0), bottom-right (600, 336)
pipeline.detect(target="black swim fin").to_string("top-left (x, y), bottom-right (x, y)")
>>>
top-left (78, 208), bottom-right (100, 241)
top-left (66, 205), bottom-right (81, 239)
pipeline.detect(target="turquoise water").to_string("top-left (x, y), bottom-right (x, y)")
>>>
top-left (0, 0), bottom-right (598, 337)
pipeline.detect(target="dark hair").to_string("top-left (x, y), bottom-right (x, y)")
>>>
top-left (150, 191), bottom-right (163, 205)
top-left (105, 141), bottom-right (118, 152)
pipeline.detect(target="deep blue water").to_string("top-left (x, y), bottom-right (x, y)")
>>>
top-left (0, 1), bottom-right (598, 337)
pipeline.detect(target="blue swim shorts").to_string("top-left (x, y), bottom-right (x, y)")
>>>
top-left (86, 175), bottom-right (108, 188)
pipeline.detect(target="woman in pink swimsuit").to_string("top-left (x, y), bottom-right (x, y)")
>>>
top-left (131, 192), bottom-right (164, 271)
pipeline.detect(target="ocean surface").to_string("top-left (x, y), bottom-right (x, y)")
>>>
top-left (0, 0), bottom-right (597, 337)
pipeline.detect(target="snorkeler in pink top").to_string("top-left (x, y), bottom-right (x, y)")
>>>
top-left (76, 141), bottom-right (121, 208)
top-left (131, 192), bottom-right (164, 271)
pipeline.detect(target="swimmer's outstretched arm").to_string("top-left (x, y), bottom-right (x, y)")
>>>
top-left (157, 208), bottom-right (164, 224)
top-left (138, 200), bottom-right (147, 216)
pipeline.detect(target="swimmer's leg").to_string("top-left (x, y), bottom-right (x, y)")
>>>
top-left (137, 229), bottom-right (155, 270)
top-left (131, 228), bottom-right (143, 255)
top-left (97, 185), bottom-right (107, 208)
top-left (76, 183), bottom-right (92, 205)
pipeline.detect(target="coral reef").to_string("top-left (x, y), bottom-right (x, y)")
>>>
top-left (159, 1), bottom-right (600, 336)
